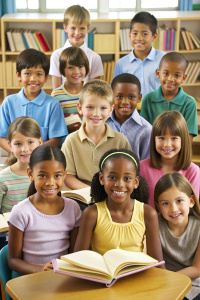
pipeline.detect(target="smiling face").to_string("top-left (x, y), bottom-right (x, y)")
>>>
top-left (64, 64), bottom-right (86, 85)
top-left (113, 82), bottom-right (141, 124)
top-left (17, 66), bottom-right (48, 100)
top-left (27, 160), bottom-right (66, 201)
top-left (156, 61), bottom-right (187, 98)
top-left (129, 22), bottom-right (157, 58)
top-left (77, 94), bottom-right (113, 129)
top-left (155, 128), bottom-right (181, 163)
top-left (10, 131), bottom-right (42, 165)
top-left (157, 186), bottom-right (194, 228)
top-left (99, 157), bottom-right (139, 205)
top-left (64, 21), bottom-right (89, 47)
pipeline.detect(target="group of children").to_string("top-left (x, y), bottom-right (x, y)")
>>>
top-left (0, 4), bottom-right (199, 300)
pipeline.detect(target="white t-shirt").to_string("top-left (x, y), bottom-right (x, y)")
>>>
top-left (49, 40), bottom-right (104, 83)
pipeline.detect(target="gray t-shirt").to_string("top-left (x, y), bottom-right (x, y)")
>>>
top-left (158, 213), bottom-right (200, 300)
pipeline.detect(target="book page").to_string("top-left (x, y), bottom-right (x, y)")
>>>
top-left (3, 212), bottom-right (11, 222)
top-left (103, 249), bottom-right (158, 277)
top-left (0, 214), bottom-right (9, 232)
top-left (61, 187), bottom-right (91, 204)
top-left (61, 250), bottom-right (111, 276)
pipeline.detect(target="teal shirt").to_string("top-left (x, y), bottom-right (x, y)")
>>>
top-left (140, 86), bottom-right (198, 136)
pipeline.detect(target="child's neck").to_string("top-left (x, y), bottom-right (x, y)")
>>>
top-left (133, 48), bottom-right (151, 61)
top-left (160, 156), bottom-right (178, 173)
top-left (24, 89), bottom-right (41, 101)
top-left (84, 123), bottom-right (107, 145)
top-left (64, 80), bottom-right (83, 94)
top-left (10, 161), bottom-right (29, 176)
top-left (167, 217), bottom-right (189, 237)
top-left (114, 111), bottom-right (132, 126)
top-left (106, 198), bottom-right (134, 223)
top-left (30, 192), bottom-right (64, 215)
top-left (161, 87), bottom-right (180, 101)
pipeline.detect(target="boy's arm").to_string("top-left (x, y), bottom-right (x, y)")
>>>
top-left (52, 75), bottom-right (62, 90)
top-left (64, 174), bottom-right (89, 190)
top-left (0, 137), bottom-right (11, 153)
top-left (43, 137), bottom-right (61, 148)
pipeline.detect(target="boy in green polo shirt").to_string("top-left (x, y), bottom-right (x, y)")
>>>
top-left (140, 52), bottom-right (197, 141)
top-left (61, 79), bottom-right (131, 190)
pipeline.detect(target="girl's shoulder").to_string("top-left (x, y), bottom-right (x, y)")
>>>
top-left (143, 204), bottom-right (158, 223)
top-left (0, 166), bottom-right (11, 176)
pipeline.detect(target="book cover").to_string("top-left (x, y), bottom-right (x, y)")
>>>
top-left (163, 29), bottom-right (167, 51)
top-left (158, 26), bottom-right (165, 51)
top-left (33, 32), bottom-right (43, 51)
top-left (61, 186), bottom-right (92, 205)
top-left (120, 29), bottom-right (125, 51)
top-left (35, 32), bottom-right (51, 52)
top-left (185, 30), bottom-right (194, 50)
top-left (12, 29), bottom-right (26, 52)
top-left (189, 31), bottom-right (200, 49)
top-left (181, 29), bottom-right (190, 50)
top-left (88, 32), bottom-right (94, 50)
top-left (184, 61), bottom-right (195, 83)
top-left (6, 30), bottom-right (15, 51)
top-left (53, 249), bottom-right (165, 287)
top-left (190, 63), bottom-right (200, 83)
top-left (187, 61), bottom-right (200, 84)
top-left (169, 29), bottom-right (174, 51)
top-left (56, 28), bottom-right (61, 49)
top-left (23, 31), bottom-right (33, 49)
top-left (0, 212), bottom-right (11, 233)
top-left (21, 31), bottom-right (29, 49)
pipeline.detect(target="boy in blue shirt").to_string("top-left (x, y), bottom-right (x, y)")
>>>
top-left (106, 73), bottom-right (152, 160)
top-left (0, 49), bottom-right (68, 152)
top-left (50, 5), bottom-right (103, 89)
top-left (113, 11), bottom-right (165, 98)
top-left (140, 52), bottom-right (198, 141)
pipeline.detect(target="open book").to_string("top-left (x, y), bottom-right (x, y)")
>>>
top-left (0, 212), bottom-right (11, 233)
top-left (52, 249), bottom-right (165, 287)
top-left (61, 187), bottom-right (93, 205)
top-left (65, 115), bottom-right (82, 126)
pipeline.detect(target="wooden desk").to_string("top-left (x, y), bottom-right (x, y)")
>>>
top-left (6, 268), bottom-right (191, 300)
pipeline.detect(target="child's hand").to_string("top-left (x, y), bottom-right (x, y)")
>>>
top-left (67, 122), bottom-right (82, 133)
top-left (43, 261), bottom-right (53, 271)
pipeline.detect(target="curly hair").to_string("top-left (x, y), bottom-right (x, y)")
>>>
top-left (91, 149), bottom-right (149, 203)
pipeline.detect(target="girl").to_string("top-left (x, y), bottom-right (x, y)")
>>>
top-left (51, 47), bottom-right (89, 133)
top-left (74, 148), bottom-right (163, 263)
top-left (140, 111), bottom-right (200, 208)
top-left (8, 144), bottom-right (81, 274)
top-left (0, 116), bottom-right (42, 214)
top-left (155, 173), bottom-right (200, 300)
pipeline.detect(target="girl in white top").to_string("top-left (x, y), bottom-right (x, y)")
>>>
top-left (8, 145), bottom-right (81, 274)
top-left (155, 173), bottom-right (200, 300)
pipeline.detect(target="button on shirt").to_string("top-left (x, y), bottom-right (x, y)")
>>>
top-left (140, 85), bottom-right (198, 136)
top-left (113, 47), bottom-right (165, 97)
top-left (106, 109), bottom-right (152, 160)
top-left (0, 88), bottom-right (68, 143)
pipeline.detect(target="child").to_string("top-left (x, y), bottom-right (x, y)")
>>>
top-left (140, 111), bottom-right (200, 208)
top-left (74, 148), bottom-right (164, 264)
top-left (0, 49), bottom-right (68, 153)
top-left (51, 47), bottom-right (89, 133)
top-left (140, 52), bottom-right (198, 140)
top-left (50, 5), bottom-right (103, 89)
top-left (155, 173), bottom-right (200, 300)
top-left (113, 11), bottom-right (165, 98)
top-left (8, 144), bottom-right (81, 275)
top-left (106, 73), bottom-right (152, 160)
top-left (61, 79), bottom-right (132, 190)
top-left (0, 117), bottom-right (42, 249)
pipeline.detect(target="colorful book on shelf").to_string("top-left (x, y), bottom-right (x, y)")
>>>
top-left (35, 32), bottom-right (51, 51)
top-left (61, 187), bottom-right (92, 205)
top-left (0, 212), bottom-right (11, 233)
top-left (88, 32), bottom-right (94, 50)
top-left (33, 32), bottom-right (43, 51)
top-left (6, 29), bottom-right (16, 52)
top-left (21, 31), bottom-right (29, 49)
top-left (52, 249), bottom-right (165, 287)
top-left (23, 31), bottom-right (33, 49)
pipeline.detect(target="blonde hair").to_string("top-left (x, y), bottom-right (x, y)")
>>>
top-left (150, 111), bottom-right (191, 170)
top-left (5, 117), bottom-right (41, 167)
top-left (154, 173), bottom-right (200, 220)
top-left (64, 5), bottom-right (91, 27)
top-left (79, 79), bottom-right (113, 106)
top-left (59, 47), bottom-right (89, 77)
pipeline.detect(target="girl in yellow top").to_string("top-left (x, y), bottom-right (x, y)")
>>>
top-left (74, 149), bottom-right (163, 263)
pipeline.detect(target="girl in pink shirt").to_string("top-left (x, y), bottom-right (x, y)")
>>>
top-left (8, 144), bottom-right (81, 274)
top-left (140, 111), bottom-right (200, 208)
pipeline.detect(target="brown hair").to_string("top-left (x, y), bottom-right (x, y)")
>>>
top-left (59, 47), bottom-right (89, 77)
top-left (5, 117), bottom-right (41, 167)
top-left (154, 173), bottom-right (200, 220)
top-left (150, 111), bottom-right (191, 170)
top-left (79, 79), bottom-right (113, 106)
top-left (64, 5), bottom-right (90, 27)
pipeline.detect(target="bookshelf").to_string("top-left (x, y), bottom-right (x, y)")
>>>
top-left (0, 11), bottom-right (200, 164)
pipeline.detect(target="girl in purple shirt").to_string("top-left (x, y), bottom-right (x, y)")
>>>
top-left (8, 144), bottom-right (81, 274)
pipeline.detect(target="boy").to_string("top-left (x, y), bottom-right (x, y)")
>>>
top-left (113, 11), bottom-right (165, 98)
top-left (0, 49), bottom-right (68, 153)
top-left (106, 73), bottom-right (152, 160)
top-left (140, 52), bottom-right (198, 140)
top-left (50, 5), bottom-right (104, 89)
top-left (61, 79), bottom-right (132, 190)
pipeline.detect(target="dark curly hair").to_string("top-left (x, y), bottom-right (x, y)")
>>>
top-left (91, 149), bottom-right (149, 203)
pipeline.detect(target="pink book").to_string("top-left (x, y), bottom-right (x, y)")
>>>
top-left (52, 249), bottom-right (165, 287)
top-left (169, 29), bottom-right (174, 51)
top-left (163, 30), bottom-right (167, 51)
